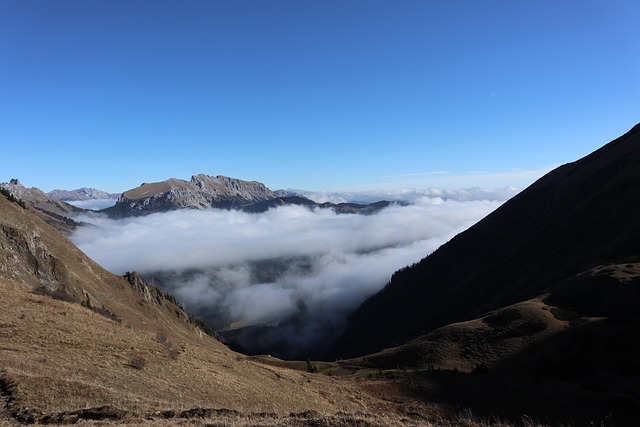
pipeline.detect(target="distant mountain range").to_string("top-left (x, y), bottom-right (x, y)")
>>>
top-left (1, 175), bottom-right (394, 228)
top-left (101, 174), bottom-right (394, 218)
top-left (47, 187), bottom-right (120, 201)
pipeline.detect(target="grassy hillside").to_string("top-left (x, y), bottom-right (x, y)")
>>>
top-left (0, 191), bottom-right (430, 426)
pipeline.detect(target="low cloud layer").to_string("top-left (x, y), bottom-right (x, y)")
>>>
top-left (293, 186), bottom-right (521, 204)
top-left (71, 192), bottom-right (510, 358)
top-left (66, 198), bottom-right (118, 210)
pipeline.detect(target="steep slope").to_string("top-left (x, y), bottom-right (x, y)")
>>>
top-left (0, 179), bottom-right (85, 234)
top-left (0, 192), bottom-right (423, 426)
top-left (336, 258), bottom-right (640, 426)
top-left (332, 123), bottom-right (640, 358)
top-left (101, 174), bottom-right (276, 217)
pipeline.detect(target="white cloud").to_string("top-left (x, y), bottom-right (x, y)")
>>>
top-left (71, 193), bottom-right (510, 357)
top-left (292, 186), bottom-right (522, 204)
top-left (66, 198), bottom-right (118, 210)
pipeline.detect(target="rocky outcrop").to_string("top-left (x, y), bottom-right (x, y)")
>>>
top-left (0, 223), bottom-right (62, 288)
top-left (0, 193), bottom-right (72, 291)
top-left (0, 180), bottom-right (84, 234)
top-left (101, 174), bottom-right (277, 218)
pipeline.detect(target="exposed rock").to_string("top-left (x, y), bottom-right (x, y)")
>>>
top-left (48, 187), bottom-right (119, 201)
top-left (1, 179), bottom-right (84, 234)
top-left (0, 223), bottom-right (62, 289)
top-left (101, 174), bottom-right (277, 218)
top-left (124, 271), bottom-right (156, 304)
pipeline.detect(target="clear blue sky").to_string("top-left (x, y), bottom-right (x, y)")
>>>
top-left (1, 0), bottom-right (638, 193)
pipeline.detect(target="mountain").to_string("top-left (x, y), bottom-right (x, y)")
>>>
top-left (242, 196), bottom-right (394, 215)
top-left (48, 187), bottom-right (120, 201)
top-left (101, 174), bottom-right (394, 218)
top-left (331, 123), bottom-right (640, 359)
top-left (101, 174), bottom-right (276, 218)
top-left (321, 124), bottom-right (640, 425)
top-left (0, 179), bottom-right (432, 426)
top-left (0, 179), bottom-right (85, 234)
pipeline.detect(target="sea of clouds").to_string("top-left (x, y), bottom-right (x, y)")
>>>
top-left (70, 187), bottom-right (519, 358)
top-left (66, 198), bottom-right (119, 210)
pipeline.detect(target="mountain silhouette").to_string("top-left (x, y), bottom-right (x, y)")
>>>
top-left (331, 123), bottom-right (640, 358)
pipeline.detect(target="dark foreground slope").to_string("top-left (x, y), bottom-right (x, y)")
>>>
top-left (331, 123), bottom-right (640, 359)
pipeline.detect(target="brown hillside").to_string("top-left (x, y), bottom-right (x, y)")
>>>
top-left (0, 192), bottom-right (433, 426)
top-left (0, 179), bottom-right (84, 234)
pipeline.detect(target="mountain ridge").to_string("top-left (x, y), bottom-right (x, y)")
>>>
top-left (0, 179), bottom-right (85, 234)
top-left (48, 187), bottom-right (120, 201)
top-left (100, 174), bottom-right (276, 218)
top-left (331, 122), bottom-right (640, 358)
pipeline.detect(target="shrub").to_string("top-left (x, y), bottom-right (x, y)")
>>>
top-left (128, 355), bottom-right (146, 370)
top-left (92, 306), bottom-right (121, 323)
top-left (472, 363), bottom-right (489, 375)
top-left (306, 359), bottom-right (318, 373)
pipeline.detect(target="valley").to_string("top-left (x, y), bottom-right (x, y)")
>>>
top-left (1, 124), bottom-right (640, 425)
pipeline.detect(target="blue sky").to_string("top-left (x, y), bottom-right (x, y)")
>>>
top-left (1, 0), bottom-right (639, 193)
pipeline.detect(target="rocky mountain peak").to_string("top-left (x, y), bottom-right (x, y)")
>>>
top-left (48, 187), bottom-right (120, 201)
top-left (102, 174), bottom-right (276, 218)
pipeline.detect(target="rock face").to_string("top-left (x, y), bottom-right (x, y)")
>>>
top-left (48, 187), bottom-right (119, 201)
top-left (0, 180), bottom-right (84, 234)
top-left (331, 123), bottom-right (640, 359)
top-left (101, 174), bottom-right (277, 217)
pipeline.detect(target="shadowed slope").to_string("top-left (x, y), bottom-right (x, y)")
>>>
top-left (331, 123), bottom-right (640, 358)
top-left (339, 260), bottom-right (640, 426)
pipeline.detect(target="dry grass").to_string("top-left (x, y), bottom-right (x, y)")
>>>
top-left (1, 277), bottom-right (568, 427)
top-left (347, 299), bottom-right (567, 373)
top-left (2, 194), bottom-right (433, 425)
top-left (0, 278), bottom-right (381, 416)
